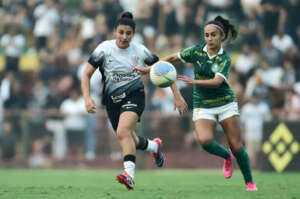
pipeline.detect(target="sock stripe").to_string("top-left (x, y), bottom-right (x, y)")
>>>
top-left (124, 154), bottom-right (136, 163)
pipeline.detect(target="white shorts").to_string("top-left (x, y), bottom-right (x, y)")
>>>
top-left (193, 102), bottom-right (240, 122)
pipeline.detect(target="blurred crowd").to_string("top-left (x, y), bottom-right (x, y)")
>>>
top-left (0, 0), bottom-right (299, 168)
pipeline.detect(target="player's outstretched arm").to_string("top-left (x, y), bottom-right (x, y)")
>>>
top-left (133, 53), bottom-right (181, 75)
top-left (81, 63), bottom-right (97, 113)
top-left (170, 83), bottom-right (188, 116)
top-left (161, 53), bottom-right (180, 65)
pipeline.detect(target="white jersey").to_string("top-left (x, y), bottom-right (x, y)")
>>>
top-left (88, 40), bottom-right (157, 104)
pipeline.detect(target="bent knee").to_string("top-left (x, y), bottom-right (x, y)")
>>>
top-left (197, 137), bottom-right (214, 146)
top-left (116, 128), bottom-right (131, 141)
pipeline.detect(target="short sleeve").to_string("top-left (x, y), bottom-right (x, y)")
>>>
top-left (143, 47), bottom-right (159, 66)
top-left (88, 43), bottom-right (106, 69)
top-left (178, 45), bottom-right (197, 63)
top-left (136, 44), bottom-right (159, 66)
top-left (215, 58), bottom-right (231, 80)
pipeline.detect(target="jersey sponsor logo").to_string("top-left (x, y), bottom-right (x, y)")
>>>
top-left (111, 92), bottom-right (126, 103)
top-left (112, 73), bottom-right (136, 82)
top-left (122, 101), bottom-right (138, 109)
top-left (194, 51), bottom-right (205, 57)
top-left (195, 74), bottom-right (211, 80)
top-left (202, 95), bottom-right (231, 105)
top-left (181, 51), bottom-right (191, 58)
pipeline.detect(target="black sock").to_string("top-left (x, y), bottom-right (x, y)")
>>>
top-left (136, 136), bottom-right (148, 150)
top-left (124, 154), bottom-right (136, 163)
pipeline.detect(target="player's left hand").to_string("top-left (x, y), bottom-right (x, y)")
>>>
top-left (178, 75), bottom-right (194, 85)
top-left (174, 95), bottom-right (188, 115)
top-left (132, 66), bottom-right (151, 75)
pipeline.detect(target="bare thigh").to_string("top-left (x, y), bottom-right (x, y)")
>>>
top-left (117, 111), bottom-right (139, 137)
top-left (194, 119), bottom-right (216, 146)
top-left (220, 115), bottom-right (243, 153)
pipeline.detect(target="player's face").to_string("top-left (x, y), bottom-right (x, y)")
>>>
top-left (114, 25), bottom-right (134, 49)
top-left (204, 25), bottom-right (224, 50)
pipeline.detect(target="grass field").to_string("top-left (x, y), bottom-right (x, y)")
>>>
top-left (0, 169), bottom-right (299, 199)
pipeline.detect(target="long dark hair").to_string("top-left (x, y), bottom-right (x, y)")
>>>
top-left (206, 16), bottom-right (237, 41)
top-left (114, 11), bottom-right (136, 31)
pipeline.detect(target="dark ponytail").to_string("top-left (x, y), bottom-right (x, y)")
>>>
top-left (114, 11), bottom-right (136, 31)
top-left (207, 16), bottom-right (237, 41)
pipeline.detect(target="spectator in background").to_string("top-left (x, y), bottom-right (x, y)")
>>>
top-left (0, 72), bottom-right (15, 134)
top-left (60, 88), bottom-right (87, 162)
top-left (281, 88), bottom-right (300, 120)
top-left (261, 0), bottom-right (283, 37)
top-left (161, 1), bottom-right (181, 50)
top-left (37, 31), bottom-right (65, 83)
top-left (77, 61), bottom-right (102, 161)
top-left (255, 60), bottom-right (283, 88)
top-left (261, 37), bottom-right (282, 67)
top-left (28, 133), bottom-right (53, 168)
top-left (240, 94), bottom-right (271, 167)
top-left (272, 27), bottom-right (295, 54)
top-left (33, 0), bottom-right (59, 50)
top-left (3, 78), bottom-right (28, 140)
top-left (103, 0), bottom-right (123, 31)
top-left (281, 59), bottom-right (296, 90)
top-left (44, 79), bottom-right (66, 160)
top-left (282, 0), bottom-right (300, 43)
top-left (234, 44), bottom-right (258, 86)
top-left (241, 0), bottom-right (262, 15)
top-left (79, 0), bottom-right (96, 53)
top-left (1, 24), bottom-right (26, 73)
top-left (239, 9), bottom-right (262, 50)
top-left (0, 120), bottom-right (17, 167)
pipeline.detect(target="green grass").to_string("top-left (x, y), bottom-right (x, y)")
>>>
top-left (0, 169), bottom-right (299, 199)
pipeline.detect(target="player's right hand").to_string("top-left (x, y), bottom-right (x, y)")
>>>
top-left (84, 97), bottom-right (96, 113)
top-left (132, 66), bottom-right (151, 75)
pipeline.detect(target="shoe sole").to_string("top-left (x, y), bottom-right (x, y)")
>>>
top-left (116, 174), bottom-right (134, 190)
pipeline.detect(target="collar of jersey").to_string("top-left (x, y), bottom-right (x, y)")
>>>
top-left (203, 45), bottom-right (223, 59)
top-left (114, 39), bottom-right (131, 51)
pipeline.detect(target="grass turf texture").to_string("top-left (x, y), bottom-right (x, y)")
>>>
top-left (0, 169), bottom-right (299, 199)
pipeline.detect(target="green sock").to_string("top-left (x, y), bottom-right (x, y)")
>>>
top-left (233, 148), bottom-right (253, 183)
top-left (202, 140), bottom-right (230, 159)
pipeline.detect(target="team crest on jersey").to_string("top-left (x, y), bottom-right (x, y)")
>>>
top-left (212, 63), bottom-right (218, 73)
top-left (216, 56), bottom-right (222, 61)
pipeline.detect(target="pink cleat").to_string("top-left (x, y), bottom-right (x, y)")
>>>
top-left (223, 150), bottom-right (233, 179)
top-left (246, 182), bottom-right (258, 191)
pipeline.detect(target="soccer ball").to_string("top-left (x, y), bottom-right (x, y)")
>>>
top-left (150, 61), bottom-right (177, 88)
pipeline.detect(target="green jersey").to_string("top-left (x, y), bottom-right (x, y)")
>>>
top-left (178, 44), bottom-right (236, 108)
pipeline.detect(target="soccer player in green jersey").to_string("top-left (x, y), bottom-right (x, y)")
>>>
top-left (134, 16), bottom-right (257, 191)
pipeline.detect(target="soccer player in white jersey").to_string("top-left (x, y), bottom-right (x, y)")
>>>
top-left (81, 11), bottom-right (188, 190)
